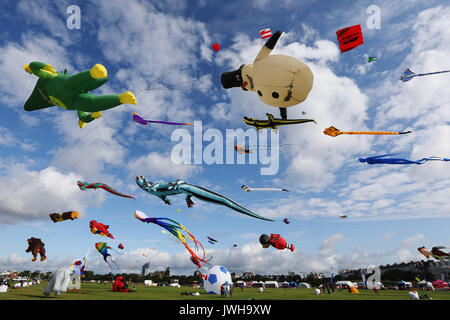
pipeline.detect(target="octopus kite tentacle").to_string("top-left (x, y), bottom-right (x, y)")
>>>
top-left (77, 181), bottom-right (135, 199)
top-left (134, 211), bottom-right (212, 268)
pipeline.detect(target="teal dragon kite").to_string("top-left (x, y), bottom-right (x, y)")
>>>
top-left (23, 61), bottom-right (137, 128)
top-left (135, 176), bottom-right (273, 221)
top-left (77, 181), bottom-right (135, 199)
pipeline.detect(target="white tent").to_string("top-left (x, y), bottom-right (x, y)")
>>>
top-left (299, 282), bottom-right (311, 288)
top-left (335, 280), bottom-right (354, 287)
top-left (418, 280), bottom-right (435, 290)
top-left (366, 281), bottom-right (384, 289)
top-left (252, 281), bottom-right (265, 288)
top-left (264, 281), bottom-right (279, 288)
top-left (0, 285), bottom-right (7, 293)
top-left (144, 280), bottom-right (153, 286)
top-left (235, 280), bottom-right (246, 287)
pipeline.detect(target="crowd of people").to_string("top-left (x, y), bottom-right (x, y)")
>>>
top-left (220, 283), bottom-right (233, 298)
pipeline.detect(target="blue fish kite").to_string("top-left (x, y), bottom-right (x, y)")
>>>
top-left (359, 154), bottom-right (450, 165)
top-left (135, 176), bottom-right (273, 221)
top-left (400, 68), bottom-right (450, 82)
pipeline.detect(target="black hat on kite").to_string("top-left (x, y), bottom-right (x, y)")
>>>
top-left (259, 234), bottom-right (270, 245)
top-left (221, 65), bottom-right (244, 89)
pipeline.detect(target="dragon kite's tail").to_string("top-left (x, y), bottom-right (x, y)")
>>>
top-left (179, 184), bottom-right (274, 221)
top-left (98, 183), bottom-right (135, 199)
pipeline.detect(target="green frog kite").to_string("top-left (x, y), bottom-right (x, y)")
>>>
top-left (23, 61), bottom-right (137, 128)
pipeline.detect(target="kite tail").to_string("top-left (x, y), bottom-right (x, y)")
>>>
top-left (103, 253), bottom-right (111, 263)
top-left (99, 184), bottom-right (135, 199)
top-left (343, 131), bottom-right (412, 135)
top-left (418, 70), bottom-right (450, 77)
top-left (179, 184), bottom-right (274, 221)
top-left (106, 257), bottom-right (120, 270)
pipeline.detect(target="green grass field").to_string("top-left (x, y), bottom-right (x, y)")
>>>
top-left (1, 282), bottom-right (450, 300)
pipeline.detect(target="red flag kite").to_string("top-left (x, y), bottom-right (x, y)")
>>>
top-left (212, 43), bottom-right (221, 52)
top-left (336, 24), bottom-right (364, 53)
top-left (259, 28), bottom-right (272, 39)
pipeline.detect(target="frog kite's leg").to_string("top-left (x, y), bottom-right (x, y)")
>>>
top-left (77, 110), bottom-right (103, 128)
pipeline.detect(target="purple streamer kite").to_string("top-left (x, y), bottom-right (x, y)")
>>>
top-left (133, 113), bottom-right (192, 126)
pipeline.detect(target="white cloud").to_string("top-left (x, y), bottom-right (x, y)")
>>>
top-left (319, 234), bottom-right (345, 256)
top-left (0, 164), bottom-right (100, 224)
top-left (127, 152), bottom-right (202, 180)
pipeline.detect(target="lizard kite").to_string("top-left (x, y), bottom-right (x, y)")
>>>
top-left (135, 176), bottom-right (273, 221)
top-left (77, 181), bottom-right (135, 199)
top-left (243, 113), bottom-right (316, 132)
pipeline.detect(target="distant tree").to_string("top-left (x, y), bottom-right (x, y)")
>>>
top-left (19, 270), bottom-right (31, 278)
top-left (83, 271), bottom-right (94, 281)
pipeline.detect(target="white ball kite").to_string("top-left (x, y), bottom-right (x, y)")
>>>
top-left (202, 265), bottom-right (232, 295)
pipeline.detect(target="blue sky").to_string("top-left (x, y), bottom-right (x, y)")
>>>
top-left (0, 0), bottom-right (449, 276)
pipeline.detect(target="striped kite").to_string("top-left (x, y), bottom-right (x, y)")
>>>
top-left (324, 126), bottom-right (411, 137)
top-left (134, 210), bottom-right (212, 268)
top-left (400, 68), bottom-right (450, 82)
top-left (77, 181), bottom-right (135, 199)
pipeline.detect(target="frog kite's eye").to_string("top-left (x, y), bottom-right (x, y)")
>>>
top-left (272, 92), bottom-right (279, 98)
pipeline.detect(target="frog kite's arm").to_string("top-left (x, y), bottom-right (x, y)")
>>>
top-left (24, 61), bottom-right (58, 80)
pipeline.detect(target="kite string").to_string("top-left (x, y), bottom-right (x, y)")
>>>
top-left (0, 100), bottom-right (168, 208)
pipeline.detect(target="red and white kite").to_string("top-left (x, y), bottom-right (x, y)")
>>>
top-left (259, 29), bottom-right (272, 39)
